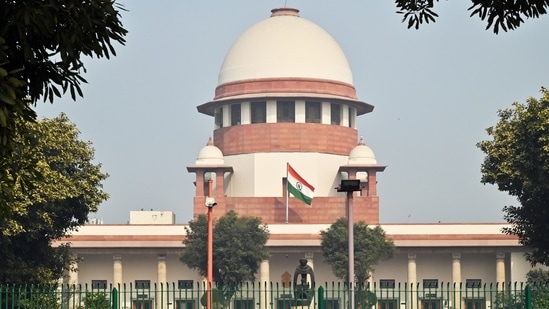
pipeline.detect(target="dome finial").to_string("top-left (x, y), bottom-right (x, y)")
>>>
top-left (207, 137), bottom-right (213, 146)
top-left (271, 7), bottom-right (300, 17)
top-left (358, 136), bottom-right (365, 145)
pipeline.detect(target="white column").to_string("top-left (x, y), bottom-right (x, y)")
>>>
top-left (295, 100), bottom-right (306, 123)
top-left (407, 253), bottom-right (417, 309)
top-left (113, 254), bottom-right (123, 286)
top-left (303, 253), bottom-right (315, 309)
top-left (157, 254), bottom-right (167, 284)
top-left (259, 260), bottom-right (270, 309)
top-left (266, 100), bottom-right (276, 123)
top-left (321, 102), bottom-right (331, 124)
top-left (496, 252), bottom-right (506, 289)
top-left (222, 105), bottom-right (230, 127)
top-left (367, 272), bottom-right (374, 289)
top-left (241, 102), bottom-right (251, 125)
top-left (305, 252), bottom-right (314, 270)
top-left (452, 252), bottom-right (461, 287)
top-left (157, 254), bottom-right (168, 309)
top-left (68, 255), bottom-right (78, 286)
top-left (341, 105), bottom-right (349, 127)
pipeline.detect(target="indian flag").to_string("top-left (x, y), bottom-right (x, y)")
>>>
top-left (287, 164), bottom-right (315, 206)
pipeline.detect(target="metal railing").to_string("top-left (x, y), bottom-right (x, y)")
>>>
top-left (1, 282), bottom-right (548, 309)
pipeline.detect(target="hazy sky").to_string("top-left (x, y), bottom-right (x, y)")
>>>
top-left (36, 1), bottom-right (549, 224)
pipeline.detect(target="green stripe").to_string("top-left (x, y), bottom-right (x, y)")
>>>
top-left (288, 183), bottom-right (313, 205)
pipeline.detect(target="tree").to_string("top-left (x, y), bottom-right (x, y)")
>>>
top-left (320, 217), bottom-right (395, 284)
top-left (0, 0), bottom-right (127, 220)
top-left (477, 87), bottom-right (549, 266)
top-left (180, 210), bottom-right (270, 303)
top-left (527, 268), bottom-right (549, 284)
top-left (0, 113), bottom-right (109, 284)
top-left (395, 0), bottom-right (548, 34)
top-left (526, 269), bottom-right (549, 308)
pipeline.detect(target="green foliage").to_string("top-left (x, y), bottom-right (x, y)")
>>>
top-left (320, 217), bottom-right (395, 284)
top-left (11, 286), bottom-right (59, 309)
top-left (0, 0), bottom-right (127, 104)
top-left (355, 289), bottom-right (377, 309)
top-left (0, 114), bottom-right (109, 284)
top-left (527, 269), bottom-right (549, 284)
top-left (0, 0), bottom-right (127, 222)
top-left (395, 0), bottom-right (548, 34)
top-left (477, 88), bottom-right (549, 266)
top-left (180, 210), bottom-right (269, 302)
top-left (526, 269), bottom-right (549, 309)
top-left (199, 288), bottom-right (226, 309)
top-left (83, 292), bottom-right (111, 309)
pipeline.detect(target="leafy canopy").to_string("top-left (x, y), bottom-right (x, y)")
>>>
top-left (395, 0), bottom-right (548, 34)
top-left (320, 217), bottom-right (395, 284)
top-left (0, 113), bottom-right (109, 284)
top-left (477, 87), bottom-right (549, 266)
top-left (0, 0), bottom-right (126, 220)
top-left (181, 210), bottom-right (270, 286)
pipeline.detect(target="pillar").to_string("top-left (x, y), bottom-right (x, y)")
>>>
top-left (303, 253), bottom-right (315, 309)
top-left (407, 253), bottom-right (417, 309)
top-left (259, 260), bottom-right (270, 309)
top-left (113, 254), bottom-right (123, 286)
top-left (215, 169), bottom-right (224, 197)
top-left (157, 254), bottom-right (167, 284)
top-left (157, 254), bottom-right (168, 309)
top-left (68, 255), bottom-right (78, 286)
top-left (452, 252), bottom-right (461, 288)
top-left (496, 252), bottom-right (506, 289)
top-left (195, 171), bottom-right (205, 196)
top-left (367, 170), bottom-right (377, 196)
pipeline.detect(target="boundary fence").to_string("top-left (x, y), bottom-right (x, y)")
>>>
top-left (1, 282), bottom-right (548, 309)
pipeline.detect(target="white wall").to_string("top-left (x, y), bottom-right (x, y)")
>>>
top-left (224, 152), bottom-right (349, 197)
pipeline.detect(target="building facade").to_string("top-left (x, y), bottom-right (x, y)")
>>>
top-left (57, 7), bottom-right (537, 305)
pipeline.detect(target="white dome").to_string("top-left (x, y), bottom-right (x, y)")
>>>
top-left (195, 138), bottom-right (224, 166)
top-left (218, 8), bottom-right (354, 86)
top-left (348, 138), bottom-right (377, 165)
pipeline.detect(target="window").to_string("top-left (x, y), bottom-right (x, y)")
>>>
top-left (277, 100), bottom-right (295, 122)
top-left (231, 104), bottom-right (241, 126)
top-left (133, 299), bottom-right (152, 309)
top-left (465, 298), bottom-right (485, 309)
top-left (215, 108), bottom-right (223, 128)
top-left (379, 279), bottom-right (395, 289)
top-left (422, 299), bottom-right (441, 309)
top-left (251, 101), bottom-right (266, 123)
top-left (423, 279), bottom-right (439, 288)
top-left (233, 299), bottom-right (254, 309)
top-left (378, 299), bottom-right (398, 309)
top-left (324, 299), bottom-right (339, 309)
top-left (277, 297), bottom-right (294, 309)
top-left (331, 104), bottom-right (341, 125)
top-left (466, 279), bottom-right (482, 288)
top-left (176, 300), bottom-right (196, 309)
top-left (178, 280), bottom-right (194, 289)
top-left (305, 101), bottom-right (321, 123)
top-left (135, 280), bottom-right (151, 289)
top-left (91, 280), bottom-right (108, 289)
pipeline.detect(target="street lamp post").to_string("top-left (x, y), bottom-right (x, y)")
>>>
top-left (337, 179), bottom-right (362, 309)
top-left (205, 179), bottom-right (217, 309)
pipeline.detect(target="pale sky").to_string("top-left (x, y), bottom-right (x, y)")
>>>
top-left (36, 1), bottom-right (549, 224)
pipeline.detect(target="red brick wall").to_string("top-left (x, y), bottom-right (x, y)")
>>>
top-left (214, 77), bottom-right (357, 100)
top-left (214, 123), bottom-right (358, 156)
top-left (192, 195), bottom-right (379, 224)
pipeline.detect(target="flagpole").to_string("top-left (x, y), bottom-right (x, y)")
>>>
top-left (286, 162), bottom-right (289, 223)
